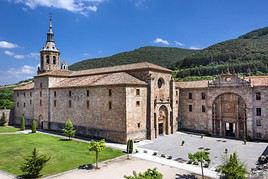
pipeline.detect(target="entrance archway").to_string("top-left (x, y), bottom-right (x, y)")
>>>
top-left (158, 106), bottom-right (168, 135)
top-left (212, 93), bottom-right (247, 139)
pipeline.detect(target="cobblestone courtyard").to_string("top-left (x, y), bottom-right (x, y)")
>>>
top-left (139, 132), bottom-right (268, 170)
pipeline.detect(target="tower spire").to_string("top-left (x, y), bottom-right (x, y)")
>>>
top-left (47, 15), bottom-right (54, 42)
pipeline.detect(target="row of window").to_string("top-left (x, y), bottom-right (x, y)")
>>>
top-left (17, 99), bottom-right (141, 109)
top-left (41, 55), bottom-right (57, 65)
top-left (188, 92), bottom-right (206, 100)
top-left (188, 105), bottom-right (206, 113)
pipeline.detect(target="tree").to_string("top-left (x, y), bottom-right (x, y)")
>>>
top-left (127, 139), bottom-right (134, 159)
top-left (124, 168), bottom-right (163, 179)
top-left (188, 150), bottom-right (210, 179)
top-left (31, 119), bottom-right (37, 133)
top-left (20, 148), bottom-right (50, 178)
top-left (88, 139), bottom-right (106, 169)
top-left (216, 152), bottom-right (247, 179)
top-left (62, 119), bottom-right (76, 140)
top-left (20, 114), bottom-right (25, 131)
top-left (0, 112), bottom-right (7, 126)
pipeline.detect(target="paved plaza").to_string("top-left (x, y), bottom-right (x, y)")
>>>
top-left (139, 132), bottom-right (268, 170)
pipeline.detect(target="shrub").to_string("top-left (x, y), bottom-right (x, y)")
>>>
top-left (127, 139), bottom-right (134, 154)
top-left (160, 154), bottom-right (165, 158)
top-left (31, 119), bottom-right (37, 133)
top-left (188, 151), bottom-right (210, 179)
top-left (20, 114), bottom-right (25, 131)
top-left (62, 119), bottom-right (76, 140)
top-left (181, 140), bottom-right (185, 146)
top-left (217, 153), bottom-right (247, 179)
top-left (167, 156), bottom-right (172, 160)
top-left (143, 150), bottom-right (148, 153)
top-left (124, 168), bottom-right (163, 179)
top-left (152, 152), bottom-right (157, 156)
top-left (0, 112), bottom-right (7, 126)
top-left (20, 148), bottom-right (50, 178)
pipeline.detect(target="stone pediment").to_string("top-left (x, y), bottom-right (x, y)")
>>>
top-left (208, 73), bottom-right (250, 88)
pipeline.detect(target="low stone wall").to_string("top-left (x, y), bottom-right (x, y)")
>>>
top-left (0, 109), bottom-right (12, 125)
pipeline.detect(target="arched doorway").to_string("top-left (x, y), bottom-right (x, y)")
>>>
top-left (158, 106), bottom-right (168, 135)
top-left (212, 93), bottom-right (247, 139)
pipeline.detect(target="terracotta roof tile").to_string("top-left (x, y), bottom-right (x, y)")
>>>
top-left (70, 62), bottom-right (171, 77)
top-left (13, 82), bottom-right (34, 90)
top-left (50, 72), bottom-right (147, 89)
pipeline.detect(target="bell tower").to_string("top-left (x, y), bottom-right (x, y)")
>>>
top-left (38, 16), bottom-right (60, 74)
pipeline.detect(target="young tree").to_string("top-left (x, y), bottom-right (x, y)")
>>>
top-left (188, 150), bottom-right (210, 179)
top-left (62, 119), bottom-right (76, 140)
top-left (31, 119), bottom-right (37, 133)
top-left (0, 112), bottom-right (7, 126)
top-left (20, 148), bottom-right (50, 178)
top-left (217, 152), bottom-right (247, 179)
top-left (20, 114), bottom-right (25, 131)
top-left (124, 168), bottom-right (163, 179)
top-left (127, 139), bottom-right (134, 159)
top-left (88, 139), bottom-right (106, 169)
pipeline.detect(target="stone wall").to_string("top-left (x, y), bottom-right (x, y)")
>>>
top-left (179, 88), bottom-right (208, 132)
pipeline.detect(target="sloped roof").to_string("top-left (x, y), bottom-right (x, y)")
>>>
top-left (50, 72), bottom-right (147, 89)
top-left (176, 80), bottom-right (209, 89)
top-left (246, 76), bottom-right (268, 87)
top-left (13, 82), bottom-right (34, 91)
top-left (36, 62), bottom-right (171, 78)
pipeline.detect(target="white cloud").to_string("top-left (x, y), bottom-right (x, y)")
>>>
top-left (189, 46), bottom-right (202, 50)
top-left (153, 38), bottom-right (170, 45)
top-left (4, 50), bottom-right (25, 59)
top-left (0, 41), bottom-right (18, 49)
top-left (13, 0), bottom-right (106, 15)
top-left (0, 65), bottom-right (36, 85)
top-left (174, 41), bottom-right (184, 46)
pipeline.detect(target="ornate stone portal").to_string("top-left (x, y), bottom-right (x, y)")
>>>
top-left (212, 93), bottom-right (247, 139)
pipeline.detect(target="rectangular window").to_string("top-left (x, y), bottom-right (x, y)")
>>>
top-left (30, 99), bottom-right (32, 105)
top-left (202, 105), bottom-right (206, 112)
top-left (40, 83), bottom-right (43, 88)
top-left (201, 92), bottom-right (206, 100)
top-left (256, 108), bottom-right (261, 116)
top-left (17, 92), bottom-right (19, 97)
top-left (136, 101), bottom-right (140, 107)
top-left (69, 91), bottom-right (72, 97)
top-left (188, 93), bottom-right (192, 100)
top-left (176, 91), bottom-right (179, 96)
top-left (189, 105), bottom-right (192, 112)
top-left (256, 119), bottom-right (262, 126)
top-left (87, 90), bottom-right (89, 97)
top-left (54, 91), bottom-right (57, 97)
top-left (17, 102), bottom-right (19, 107)
top-left (30, 92), bottom-right (32, 97)
top-left (54, 100), bottom-right (57, 107)
top-left (69, 100), bottom-right (72, 108)
top-left (40, 100), bottom-right (42, 106)
top-left (176, 100), bottom-right (178, 104)
top-left (24, 92), bottom-right (26, 97)
top-left (136, 89), bottom-right (140, 96)
top-left (137, 123), bottom-right (141, 128)
top-left (109, 89), bottom-right (112, 97)
top-left (109, 101), bottom-right (112, 110)
top-left (256, 92), bottom-right (261, 100)
top-left (40, 91), bottom-right (42, 97)
top-left (23, 103), bottom-right (26, 108)
top-left (86, 100), bottom-right (89, 109)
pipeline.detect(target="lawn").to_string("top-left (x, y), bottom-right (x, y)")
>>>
top-left (0, 126), bottom-right (19, 133)
top-left (0, 133), bottom-right (124, 177)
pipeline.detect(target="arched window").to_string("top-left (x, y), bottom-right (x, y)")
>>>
top-left (46, 55), bottom-right (50, 64)
top-left (53, 56), bottom-right (56, 64)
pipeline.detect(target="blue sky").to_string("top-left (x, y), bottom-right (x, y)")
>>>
top-left (0, 0), bottom-right (268, 85)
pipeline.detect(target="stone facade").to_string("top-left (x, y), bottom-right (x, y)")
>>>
top-left (177, 73), bottom-right (268, 141)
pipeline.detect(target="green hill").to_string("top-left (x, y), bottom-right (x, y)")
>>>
top-left (174, 27), bottom-right (268, 79)
top-left (69, 46), bottom-right (196, 70)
